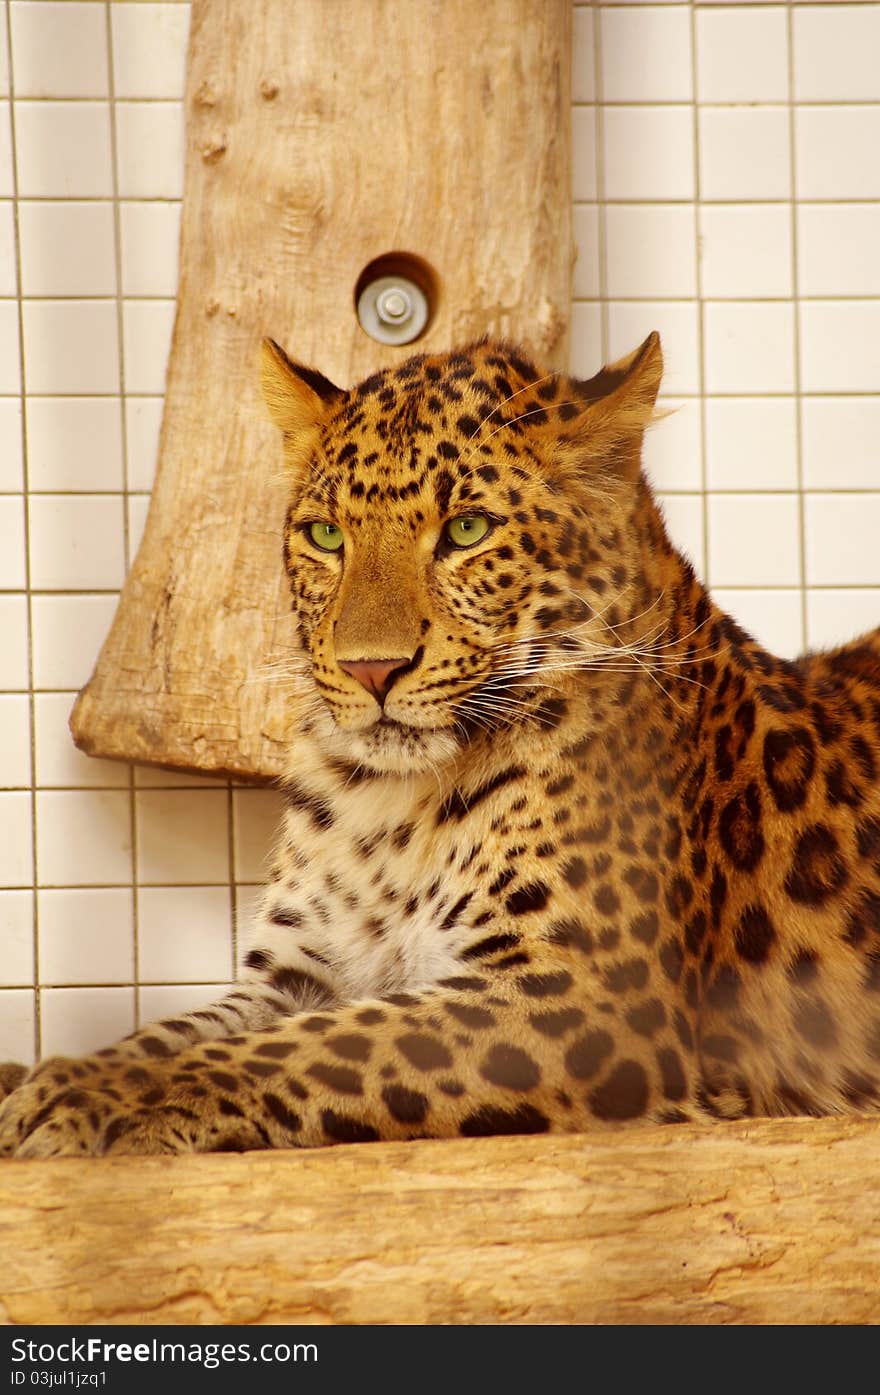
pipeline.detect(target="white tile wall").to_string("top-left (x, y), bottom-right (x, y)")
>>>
top-left (0, 1), bottom-right (878, 1060)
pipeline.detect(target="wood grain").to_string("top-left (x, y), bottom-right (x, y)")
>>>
top-left (70, 0), bottom-right (572, 781)
top-left (3, 1120), bottom-right (880, 1325)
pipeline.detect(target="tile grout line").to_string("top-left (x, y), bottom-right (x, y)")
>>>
top-left (104, 0), bottom-right (142, 1032)
top-left (4, 0), bottom-right (40, 1065)
top-left (689, 1), bottom-right (710, 588)
top-left (591, 1), bottom-right (609, 363)
top-left (786, 1), bottom-right (809, 651)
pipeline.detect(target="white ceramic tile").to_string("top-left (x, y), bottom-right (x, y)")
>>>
top-left (806, 589), bottom-right (880, 652)
top-left (707, 493), bottom-right (801, 588)
top-left (703, 302), bottom-right (796, 394)
top-left (0, 791), bottom-right (32, 887)
top-left (0, 102), bottom-right (12, 199)
top-left (10, 2), bottom-right (108, 98)
top-left (799, 301), bottom-right (880, 393)
top-left (699, 205), bottom-right (792, 299)
top-left (23, 301), bottom-right (119, 395)
top-left (0, 299), bottom-right (22, 394)
top-left (795, 108), bottom-right (880, 201)
top-left (569, 301), bottom-right (603, 378)
top-left (31, 594), bottom-right (118, 690)
top-left (111, 2), bottom-right (191, 99)
top-left (122, 299), bottom-right (175, 395)
top-left (705, 398), bottom-right (799, 491)
top-left (710, 588), bottom-right (803, 660)
top-left (26, 397), bottom-right (124, 492)
top-left (234, 883), bottom-right (263, 972)
top-left (698, 109), bottom-right (791, 203)
top-left (0, 694), bottom-right (31, 787)
top-left (793, 5), bottom-right (880, 103)
top-left (572, 5), bottom-right (595, 104)
top-left (0, 399), bottom-right (23, 491)
top-left (0, 494), bottom-right (26, 589)
top-left (801, 398), bottom-right (880, 491)
top-left (804, 494), bottom-right (880, 587)
top-left (119, 201), bottom-right (181, 296)
top-left (38, 887), bottom-right (134, 984)
top-left (0, 17), bottom-right (8, 98)
top-left (232, 789), bottom-right (284, 883)
top-left (572, 106), bottom-right (597, 202)
top-left (0, 596), bottom-right (29, 691)
top-left (17, 202), bottom-right (116, 297)
top-left (34, 692), bottom-right (129, 789)
top-left (125, 396), bottom-right (164, 491)
top-left (656, 493), bottom-right (705, 578)
top-left (36, 790), bottom-right (132, 886)
top-left (604, 205), bottom-right (697, 299)
top-left (0, 989), bottom-right (35, 1064)
top-left (696, 6), bottom-right (788, 103)
top-left (0, 201), bottom-right (16, 295)
top-left (0, 890), bottom-right (34, 985)
top-left (136, 790), bottom-right (230, 884)
top-left (603, 107), bottom-right (694, 201)
top-left (14, 102), bottom-right (113, 198)
top-left (642, 398), bottom-right (702, 492)
top-left (138, 982), bottom-right (232, 1026)
top-left (28, 495), bottom-right (126, 592)
top-left (138, 885), bottom-right (233, 982)
top-left (40, 985), bottom-right (135, 1056)
top-left (601, 5), bottom-right (692, 102)
top-left (607, 302), bottom-right (700, 396)
top-left (127, 494), bottom-right (150, 564)
top-left (114, 101), bottom-right (184, 199)
top-left (797, 204), bottom-right (880, 298)
top-left (572, 205), bottom-right (600, 300)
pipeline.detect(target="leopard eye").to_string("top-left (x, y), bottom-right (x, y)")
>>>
top-left (445, 515), bottom-right (490, 549)
top-left (309, 522), bottom-right (344, 552)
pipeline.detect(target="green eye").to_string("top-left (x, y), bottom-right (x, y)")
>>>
top-left (445, 515), bottom-right (490, 549)
top-left (309, 522), bottom-right (344, 552)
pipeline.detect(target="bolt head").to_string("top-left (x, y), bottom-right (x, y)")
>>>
top-left (376, 286), bottom-right (412, 324)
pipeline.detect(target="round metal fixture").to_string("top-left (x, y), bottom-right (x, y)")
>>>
top-left (357, 273), bottom-right (430, 346)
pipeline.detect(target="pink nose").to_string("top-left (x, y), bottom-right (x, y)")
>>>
top-left (337, 657), bottom-right (411, 704)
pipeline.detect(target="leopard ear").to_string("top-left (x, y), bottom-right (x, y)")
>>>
top-left (260, 338), bottom-right (343, 438)
top-left (560, 331), bottom-right (663, 483)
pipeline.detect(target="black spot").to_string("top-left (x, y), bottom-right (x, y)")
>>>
top-left (518, 970), bottom-right (573, 998)
top-left (460, 1104), bottom-right (550, 1137)
top-left (626, 998), bottom-right (666, 1037)
top-left (623, 866), bottom-right (659, 903)
top-left (657, 1047), bottom-right (687, 1101)
top-left (787, 948), bottom-right (820, 986)
top-left (594, 883), bottom-right (620, 916)
top-left (659, 937), bottom-right (684, 984)
top-left (705, 964), bottom-right (741, 1011)
top-left (763, 726), bottom-right (816, 812)
top-left (462, 932), bottom-right (521, 960)
top-left (562, 856), bottom-right (588, 889)
top-left (844, 891), bottom-right (880, 947)
top-left (785, 824), bottom-right (848, 905)
top-left (306, 1062), bottom-right (363, 1095)
top-left (506, 882), bottom-right (550, 915)
top-left (321, 1110), bottom-right (380, 1144)
top-left (565, 1029), bottom-right (613, 1080)
top-left (603, 958), bottom-right (649, 994)
top-left (254, 1040), bottom-right (298, 1060)
top-left (327, 1033), bottom-right (372, 1063)
top-left (734, 904), bottom-right (776, 964)
top-left (547, 919), bottom-right (594, 955)
top-left (355, 1007), bottom-right (386, 1026)
top-left (381, 1084), bottom-right (429, 1125)
top-left (792, 997), bottom-right (837, 1048)
top-left (718, 783), bottom-right (765, 872)
top-left (445, 1002), bottom-right (495, 1030)
top-left (529, 1007), bottom-right (585, 1037)
top-left (263, 1093), bottom-right (301, 1134)
top-left (589, 1060), bottom-right (649, 1120)
top-left (665, 875), bottom-right (693, 920)
top-left (396, 1033), bottom-right (453, 1072)
top-left (480, 1043), bottom-right (540, 1091)
top-left (629, 911), bottom-right (659, 946)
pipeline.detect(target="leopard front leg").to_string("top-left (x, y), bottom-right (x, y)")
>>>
top-left (3, 972), bottom-right (708, 1157)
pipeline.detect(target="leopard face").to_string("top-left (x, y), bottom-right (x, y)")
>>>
top-left (263, 336), bottom-right (662, 775)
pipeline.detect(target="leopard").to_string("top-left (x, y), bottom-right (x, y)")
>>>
top-left (2, 328), bottom-right (879, 1159)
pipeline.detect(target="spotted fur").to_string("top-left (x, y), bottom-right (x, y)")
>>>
top-left (2, 331), bottom-right (879, 1157)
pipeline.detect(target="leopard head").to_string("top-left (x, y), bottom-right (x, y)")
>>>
top-left (262, 333), bottom-right (664, 775)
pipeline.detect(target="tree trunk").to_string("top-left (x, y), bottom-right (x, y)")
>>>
top-left (2, 1120), bottom-right (880, 1324)
top-left (70, 0), bottom-right (572, 781)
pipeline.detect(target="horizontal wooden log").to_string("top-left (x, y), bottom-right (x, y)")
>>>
top-left (2, 1120), bottom-right (880, 1325)
top-left (70, 0), bottom-right (571, 782)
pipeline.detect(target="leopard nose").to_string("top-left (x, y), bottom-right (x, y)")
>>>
top-left (337, 657), bottom-right (412, 704)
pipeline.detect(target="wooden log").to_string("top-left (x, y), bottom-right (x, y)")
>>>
top-left (3, 1120), bottom-right (880, 1325)
top-left (70, 0), bottom-right (572, 781)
